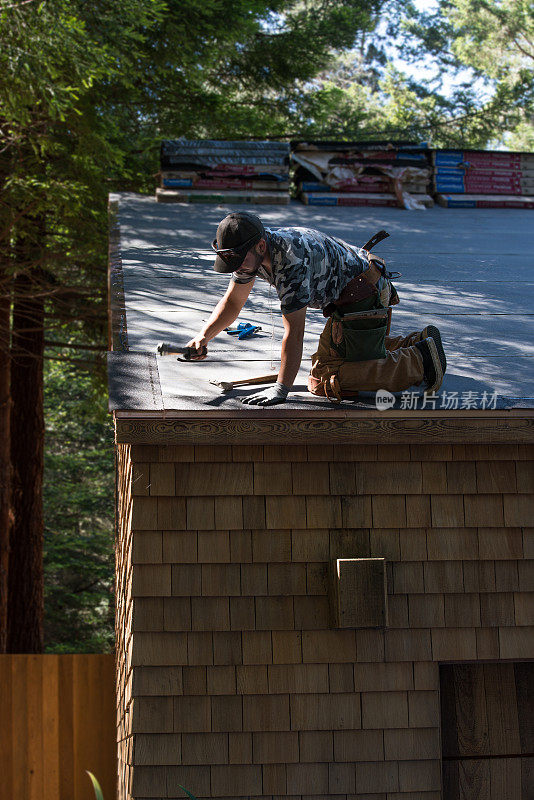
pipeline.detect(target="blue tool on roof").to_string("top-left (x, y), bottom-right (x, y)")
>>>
top-left (225, 322), bottom-right (262, 339)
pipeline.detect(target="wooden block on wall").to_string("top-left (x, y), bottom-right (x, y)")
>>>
top-left (253, 731), bottom-right (299, 763)
top-left (253, 462), bottom-right (292, 495)
top-left (426, 528), bottom-right (478, 560)
top-left (272, 631), bottom-right (302, 664)
top-left (267, 664), bottom-right (329, 694)
top-left (228, 731), bottom-right (252, 764)
top-left (385, 629), bottom-right (432, 662)
top-left (211, 695), bottom-right (243, 732)
top-left (252, 530), bottom-right (291, 563)
top-left (384, 727), bottom-right (440, 761)
top-left (194, 445), bottom-right (232, 462)
top-left (306, 496), bottom-right (342, 528)
top-left (181, 732), bottom-right (228, 765)
top-left (210, 765), bottom-right (262, 796)
top-left (292, 528), bottom-right (329, 561)
top-left (478, 528), bottom-right (523, 559)
top-left (355, 760), bottom-right (399, 794)
top-left (197, 531), bottom-right (230, 563)
top-left (231, 444), bottom-right (263, 462)
top-left (214, 497), bottom-right (243, 531)
top-left (265, 496), bottom-right (306, 529)
top-left (372, 495), bottom-right (407, 528)
top-left (166, 766), bottom-right (211, 797)
top-left (407, 690), bottom-right (440, 727)
top-left (477, 460), bottom-right (517, 493)
top-left (212, 632), bottom-right (242, 666)
top-left (330, 528), bottom-right (370, 559)
top-left (431, 495), bottom-right (465, 527)
top-left (236, 665), bottom-right (268, 694)
top-left (302, 630), bottom-right (358, 663)
top-left (334, 729), bottom-right (383, 762)
top-left (292, 462), bottom-right (330, 494)
top-left (132, 462), bottom-right (151, 495)
top-left (464, 494), bottom-right (504, 527)
top-left (398, 759), bottom-right (441, 792)
top-left (132, 497), bottom-right (158, 530)
top-left (329, 462), bottom-right (356, 494)
top-left (329, 558), bottom-right (387, 628)
top-left (242, 496), bottom-right (266, 529)
top-left (499, 627), bottom-right (534, 659)
top-left (157, 497), bottom-right (187, 530)
top-left (131, 666), bottom-right (182, 696)
top-left (132, 531), bottom-right (163, 564)
top-left (476, 628), bottom-right (500, 659)
top-left (162, 531), bottom-right (197, 563)
top-left (201, 564), bottom-right (240, 596)
top-left (328, 663), bottom-right (355, 693)
top-left (133, 733), bottom-right (182, 765)
top-left (444, 594), bottom-right (481, 627)
top-left (446, 461), bottom-right (476, 493)
top-left (187, 497), bottom-right (215, 530)
top-left (149, 463), bottom-right (175, 495)
top-left (361, 690), bottom-right (408, 729)
top-left (243, 694), bottom-right (290, 731)
top-left (480, 593), bottom-right (515, 626)
top-left (431, 628), bottom-right (477, 661)
top-left (504, 494), bottom-right (534, 526)
top-left (341, 496), bottom-right (373, 528)
top-left (422, 461), bottom-right (447, 493)
top-left (291, 692), bottom-right (361, 730)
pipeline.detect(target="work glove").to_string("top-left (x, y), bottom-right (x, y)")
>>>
top-left (240, 382), bottom-right (289, 406)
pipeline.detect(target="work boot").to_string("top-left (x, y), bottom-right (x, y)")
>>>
top-left (421, 325), bottom-right (447, 369)
top-left (415, 334), bottom-right (446, 393)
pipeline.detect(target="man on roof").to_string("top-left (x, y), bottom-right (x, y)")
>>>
top-left (185, 211), bottom-right (446, 405)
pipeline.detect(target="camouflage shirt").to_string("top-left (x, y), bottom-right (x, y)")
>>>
top-left (231, 226), bottom-right (370, 314)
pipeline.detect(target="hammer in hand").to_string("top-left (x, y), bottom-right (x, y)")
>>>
top-left (157, 341), bottom-right (207, 360)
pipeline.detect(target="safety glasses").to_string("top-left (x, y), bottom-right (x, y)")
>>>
top-left (211, 232), bottom-right (260, 264)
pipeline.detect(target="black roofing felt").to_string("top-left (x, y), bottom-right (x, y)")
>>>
top-left (108, 193), bottom-right (534, 413)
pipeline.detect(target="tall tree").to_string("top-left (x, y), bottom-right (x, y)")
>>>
top-left (396, 0), bottom-right (534, 146)
top-left (1, 0), bottom-right (383, 651)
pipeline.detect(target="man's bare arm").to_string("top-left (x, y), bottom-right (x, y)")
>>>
top-left (278, 306), bottom-right (307, 388)
top-left (186, 279), bottom-right (254, 356)
top-left (240, 306), bottom-right (307, 406)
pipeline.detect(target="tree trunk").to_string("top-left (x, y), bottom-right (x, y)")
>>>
top-left (0, 255), bottom-right (11, 654)
top-left (8, 268), bottom-right (45, 652)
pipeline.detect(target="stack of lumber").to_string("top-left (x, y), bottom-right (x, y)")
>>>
top-left (157, 140), bottom-right (290, 204)
top-left (292, 141), bottom-right (434, 209)
top-left (434, 149), bottom-right (534, 208)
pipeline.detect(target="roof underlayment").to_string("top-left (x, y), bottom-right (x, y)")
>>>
top-left (108, 193), bottom-right (534, 416)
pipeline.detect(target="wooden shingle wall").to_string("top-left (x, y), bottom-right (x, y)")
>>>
top-left (115, 441), bottom-right (534, 800)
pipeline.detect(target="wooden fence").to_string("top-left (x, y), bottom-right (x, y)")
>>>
top-left (0, 654), bottom-right (116, 800)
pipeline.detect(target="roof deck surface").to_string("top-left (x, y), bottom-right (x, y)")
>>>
top-left (108, 193), bottom-right (534, 416)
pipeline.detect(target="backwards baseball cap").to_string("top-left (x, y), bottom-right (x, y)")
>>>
top-left (212, 211), bottom-right (265, 273)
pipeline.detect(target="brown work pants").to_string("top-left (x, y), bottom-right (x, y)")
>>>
top-left (309, 321), bottom-right (426, 396)
top-left (348, 329), bottom-right (426, 392)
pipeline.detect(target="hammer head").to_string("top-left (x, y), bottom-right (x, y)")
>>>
top-left (209, 379), bottom-right (233, 392)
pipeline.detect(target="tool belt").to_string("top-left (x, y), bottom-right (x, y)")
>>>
top-left (322, 229), bottom-right (400, 319)
top-left (309, 230), bottom-right (402, 399)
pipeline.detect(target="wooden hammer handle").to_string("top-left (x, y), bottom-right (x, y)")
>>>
top-left (232, 373), bottom-right (279, 388)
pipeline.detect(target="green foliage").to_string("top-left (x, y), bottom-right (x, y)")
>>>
top-left (395, 0), bottom-right (534, 146)
top-left (178, 786), bottom-right (199, 800)
top-left (43, 353), bottom-right (114, 653)
top-left (87, 771), bottom-right (105, 800)
top-left (2, 0), bottom-right (387, 653)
